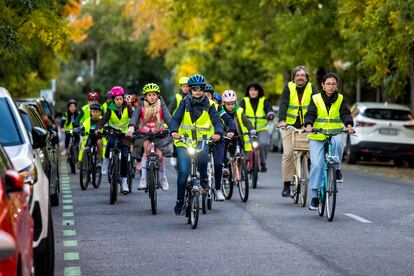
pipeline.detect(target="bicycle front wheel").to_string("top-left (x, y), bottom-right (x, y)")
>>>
top-left (325, 164), bottom-right (337, 221)
top-left (190, 190), bottom-right (200, 229)
top-left (110, 158), bottom-right (119, 204)
top-left (69, 145), bottom-right (76, 174)
top-left (251, 151), bottom-right (259, 189)
top-left (221, 164), bottom-right (233, 200)
top-left (299, 155), bottom-right (309, 207)
top-left (79, 151), bottom-right (89, 190)
top-left (127, 157), bottom-right (135, 193)
top-left (318, 187), bottom-right (325, 217)
top-left (237, 158), bottom-right (249, 202)
top-left (147, 162), bottom-right (157, 215)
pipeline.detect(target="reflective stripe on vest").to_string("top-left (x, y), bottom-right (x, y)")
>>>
top-left (172, 93), bottom-right (183, 115)
top-left (308, 93), bottom-right (344, 141)
top-left (108, 107), bottom-right (129, 133)
top-left (236, 108), bottom-right (252, 152)
top-left (139, 106), bottom-right (164, 133)
top-left (286, 81), bottom-right (313, 125)
top-left (79, 105), bottom-right (90, 125)
top-left (243, 97), bottom-right (268, 131)
top-left (174, 108), bottom-right (214, 147)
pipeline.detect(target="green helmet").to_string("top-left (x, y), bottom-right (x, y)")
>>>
top-left (142, 83), bottom-right (160, 94)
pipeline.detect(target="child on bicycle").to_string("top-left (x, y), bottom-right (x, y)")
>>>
top-left (96, 86), bottom-right (134, 194)
top-left (76, 103), bottom-right (104, 167)
top-left (204, 84), bottom-right (236, 201)
top-left (126, 83), bottom-right (172, 191)
top-left (170, 74), bottom-right (224, 215)
top-left (75, 91), bottom-right (99, 127)
top-left (222, 90), bottom-right (255, 162)
top-left (304, 72), bottom-right (354, 210)
top-left (61, 99), bottom-right (80, 156)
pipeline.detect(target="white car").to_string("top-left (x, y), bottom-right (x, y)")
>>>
top-left (0, 87), bottom-right (54, 276)
top-left (344, 102), bottom-right (414, 167)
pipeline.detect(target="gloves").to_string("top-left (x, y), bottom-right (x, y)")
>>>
top-left (125, 126), bottom-right (134, 137)
top-left (250, 129), bottom-right (257, 136)
top-left (267, 114), bottom-right (275, 121)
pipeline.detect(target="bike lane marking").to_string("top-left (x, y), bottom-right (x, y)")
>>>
top-left (60, 162), bottom-right (81, 276)
top-left (344, 213), bottom-right (372, 223)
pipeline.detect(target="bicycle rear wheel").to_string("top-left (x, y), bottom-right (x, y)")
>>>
top-left (110, 158), bottom-right (118, 204)
top-left (190, 190), bottom-right (200, 229)
top-left (221, 164), bottom-right (233, 200)
top-left (147, 162), bottom-right (157, 215)
top-left (325, 165), bottom-right (337, 221)
top-left (79, 151), bottom-right (89, 190)
top-left (237, 158), bottom-right (249, 202)
top-left (299, 155), bottom-right (309, 207)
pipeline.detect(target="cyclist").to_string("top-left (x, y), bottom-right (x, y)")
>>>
top-left (204, 84), bottom-right (236, 201)
top-left (168, 77), bottom-right (190, 168)
top-left (102, 91), bottom-right (112, 114)
top-left (61, 99), bottom-right (80, 155)
top-left (126, 83), bottom-right (172, 191)
top-left (278, 65), bottom-right (318, 197)
top-left (125, 94), bottom-right (134, 108)
top-left (222, 90), bottom-right (255, 162)
top-left (74, 91), bottom-right (99, 127)
top-left (76, 103), bottom-right (104, 167)
top-left (170, 74), bottom-right (224, 215)
top-left (239, 83), bottom-right (275, 172)
top-left (96, 86), bottom-right (134, 194)
top-left (304, 72), bottom-right (354, 210)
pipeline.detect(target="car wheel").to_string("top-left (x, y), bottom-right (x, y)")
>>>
top-left (34, 205), bottom-right (55, 276)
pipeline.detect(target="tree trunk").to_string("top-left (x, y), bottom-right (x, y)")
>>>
top-left (356, 77), bottom-right (361, 103)
top-left (410, 49), bottom-right (414, 113)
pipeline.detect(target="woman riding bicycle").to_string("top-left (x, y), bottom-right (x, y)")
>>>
top-left (96, 86), bottom-right (134, 194)
top-left (170, 74), bottom-right (224, 215)
top-left (126, 83), bottom-right (172, 191)
top-left (61, 99), bottom-right (80, 156)
top-left (304, 72), bottom-right (354, 210)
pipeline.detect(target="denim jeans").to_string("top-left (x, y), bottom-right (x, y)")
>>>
top-left (309, 135), bottom-right (344, 198)
top-left (106, 134), bottom-right (129, 177)
top-left (176, 143), bottom-right (209, 202)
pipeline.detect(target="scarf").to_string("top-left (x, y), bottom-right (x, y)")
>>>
top-left (140, 98), bottom-right (162, 129)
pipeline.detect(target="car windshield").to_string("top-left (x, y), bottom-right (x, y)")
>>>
top-left (0, 98), bottom-right (23, 146)
top-left (363, 108), bottom-right (413, 121)
top-left (41, 101), bottom-right (53, 116)
top-left (19, 111), bottom-right (33, 133)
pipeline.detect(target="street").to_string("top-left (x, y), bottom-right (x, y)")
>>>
top-left (53, 152), bottom-right (414, 276)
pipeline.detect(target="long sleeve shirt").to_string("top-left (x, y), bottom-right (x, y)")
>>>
top-left (239, 97), bottom-right (275, 117)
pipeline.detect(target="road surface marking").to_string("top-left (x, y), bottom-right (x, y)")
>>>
top-left (64, 252), bottom-right (80, 261)
top-left (344, 213), bottom-right (372, 223)
top-left (63, 230), bottom-right (77, 236)
top-left (64, 267), bottom-right (81, 276)
top-left (64, 240), bottom-right (78, 247)
top-left (63, 220), bottom-right (75, 226)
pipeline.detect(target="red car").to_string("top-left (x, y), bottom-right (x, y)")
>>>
top-left (0, 144), bottom-right (33, 276)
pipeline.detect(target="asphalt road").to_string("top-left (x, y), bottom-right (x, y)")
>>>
top-left (53, 152), bottom-right (414, 276)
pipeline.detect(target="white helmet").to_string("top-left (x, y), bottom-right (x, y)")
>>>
top-left (222, 90), bottom-right (237, 102)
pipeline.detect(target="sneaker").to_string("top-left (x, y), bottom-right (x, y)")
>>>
top-left (281, 182), bottom-right (291, 197)
top-left (260, 164), bottom-right (267, 173)
top-left (160, 176), bottom-right (169, 191)
top-left (138, 177), bottom-right (147, 190)
top-left (215, 190), bottom-right (225, 201)
top-left (102, 158), bottom-right (109, 175)
top-left (222, 168), bottom-right (229, 178)
top-left (336, 169), bottom-right (343, 183)
top-left (61, 149), bottom-right (67, 156)
top-left (170, 157), bottom-right (177, 167)
top-left (121, 178), bottom-right (129, 194)
top-left (309, 197), bottom-right (319, 210)
top-left (174, 201), bottom-right (184, 215)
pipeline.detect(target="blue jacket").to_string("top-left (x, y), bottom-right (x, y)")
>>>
top-left (217, 105), bottom-right (236, 133)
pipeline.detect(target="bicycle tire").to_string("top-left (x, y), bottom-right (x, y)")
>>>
top-left (299, 155), bottom-right (309, 207)
top-left (222, 164), bottom-right (233, 200)
top-left (207, 189), bottom-right (213, 210)
top-left (127, 157), bottom-right (134, 193)
top-left (291, 175), bottom-right (299, 204)
top-left (238, 158), bottom-right (249, 202)
top-left (92, 151), bottom-right (102, 188)
top-left (251, 151), bottom-right (259, 189)
top-left (326, 164), bottom-right (337, 221)
top-left (148, 162), bottom-right (157, 215)
top-left (79, 151), bottom-right (89, 190)
top-left (318, 187), bottom-right (326, 217)
top-left (190, 190), bottom-right (200, 229)
top-left (110, 158), bottom-right (118, 204)
top-left (69, 145), bottom-right (76, 174)
top-left (206, 161), bottom-right (214, 210)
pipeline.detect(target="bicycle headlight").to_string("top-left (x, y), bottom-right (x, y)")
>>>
top-left (19, 163), bottom-right (38, 185)
top-left (252, 141), bottom-right (259, 149)
top-left (188, 147), bottom-right (196, 155)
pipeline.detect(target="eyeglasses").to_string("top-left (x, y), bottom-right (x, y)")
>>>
top-left (295, 74), bottom-right (307, 78)
top-left (325, 82), bottom-right (337, 86)
top-left (191, 86), bottom-right (203, 92)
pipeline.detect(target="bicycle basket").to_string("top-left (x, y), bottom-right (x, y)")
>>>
top-left (292, 131), bottom-right (309, 151)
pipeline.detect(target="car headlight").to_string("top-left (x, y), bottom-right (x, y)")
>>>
top-left (252, 141), bottom-right (259, 149)
top-left (19, 163), bottom-right (38, 185)
top-left (188, 147), bottom-right (196, 155)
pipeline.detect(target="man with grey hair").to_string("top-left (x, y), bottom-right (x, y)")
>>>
top-left (278, 66), bottom-right (318, 197)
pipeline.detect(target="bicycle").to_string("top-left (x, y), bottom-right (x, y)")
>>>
top-left (311, 128), bottom-right (349, 221)
top-left (280, 125), bottom-right (310, 207)
top-left (249, 135), bottom-right (260, 189)
top-left (133, 130), bottom-right (169, 215)
top-left (222, 135), bottom-right (249, 202)
top-left (178, 134), bottom-right (211, 229)
top-left (66, 130), bottom-right (78, 174)
top-left (127, 150), bottom-right (135, 193)
top-left (203, 143), bottom-right (215, 214)
top-left (79, 131), bottom-right (102, 190)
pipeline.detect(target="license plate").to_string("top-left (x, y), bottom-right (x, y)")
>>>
top-left (378, 128), bottom-right (399, 136)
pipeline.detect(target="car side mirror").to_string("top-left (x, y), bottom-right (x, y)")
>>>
top-left (5, 170), bottom-right (24, 192)
top-left (0, 231), bottom-right (16, 260)
top-left (32, 127), bottom-right (47, 149)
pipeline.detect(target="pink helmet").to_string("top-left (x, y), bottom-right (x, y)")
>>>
top-left (110, 86), bottom-right (125, 97)
top-left (222, 90), bottom-right (237, 102)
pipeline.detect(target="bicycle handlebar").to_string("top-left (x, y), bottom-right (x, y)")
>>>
top-left (132, 130), bottom-right (170, 139)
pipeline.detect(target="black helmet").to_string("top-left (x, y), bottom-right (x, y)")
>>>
top-left (90, 103), bottom-right (101, 111)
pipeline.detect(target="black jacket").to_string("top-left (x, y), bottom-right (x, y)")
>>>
top-left (239, 97), bottom-right (274, 117)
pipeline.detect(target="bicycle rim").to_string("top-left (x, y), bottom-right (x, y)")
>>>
top-left (221, 165), bottom-right (233, 200)
top-left (326, 165), bottom-right (337, 221)
top-left (300, 155), bottom-right (309, 207)
top-left (291, 175), bottom-right (299, 204)
top-left (318, 187), bottom-right (325, 216)
top-left (238, 159), bottom-right (249, 202)
top-left (148, 163), bottom-right (157, 215)
top-left (190, 191), bottom-right (199, 229)
top-left (110, 159), bottom-right (118, 204)
top-left (251, 152), bottom-right (259, 189)
top-left (79, 152), bottom-right (89, 190)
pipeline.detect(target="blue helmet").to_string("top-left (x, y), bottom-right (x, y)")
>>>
top-left (187, 74), bottom-right (206, 86)
top-left (213, 93), bottom-right (222, 104)
top-left (205, 84), bottom-right (214, 93)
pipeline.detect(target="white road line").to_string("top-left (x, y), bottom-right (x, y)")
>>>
top-left (344, 213), bottom-right (372, 223)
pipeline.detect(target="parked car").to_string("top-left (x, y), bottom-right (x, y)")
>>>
top-left (343, 102), bottom-right (414, 167)
top-left (15, 98), bottom-right (58, 131)
top-left (19, 103), bottom-right (60, 207)
top-left (0, 144), bottom-right (34, 276)
top-left (0, 87), bottom-right (55, 276)
top-left (269, 106), bottom-right (283, 152)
